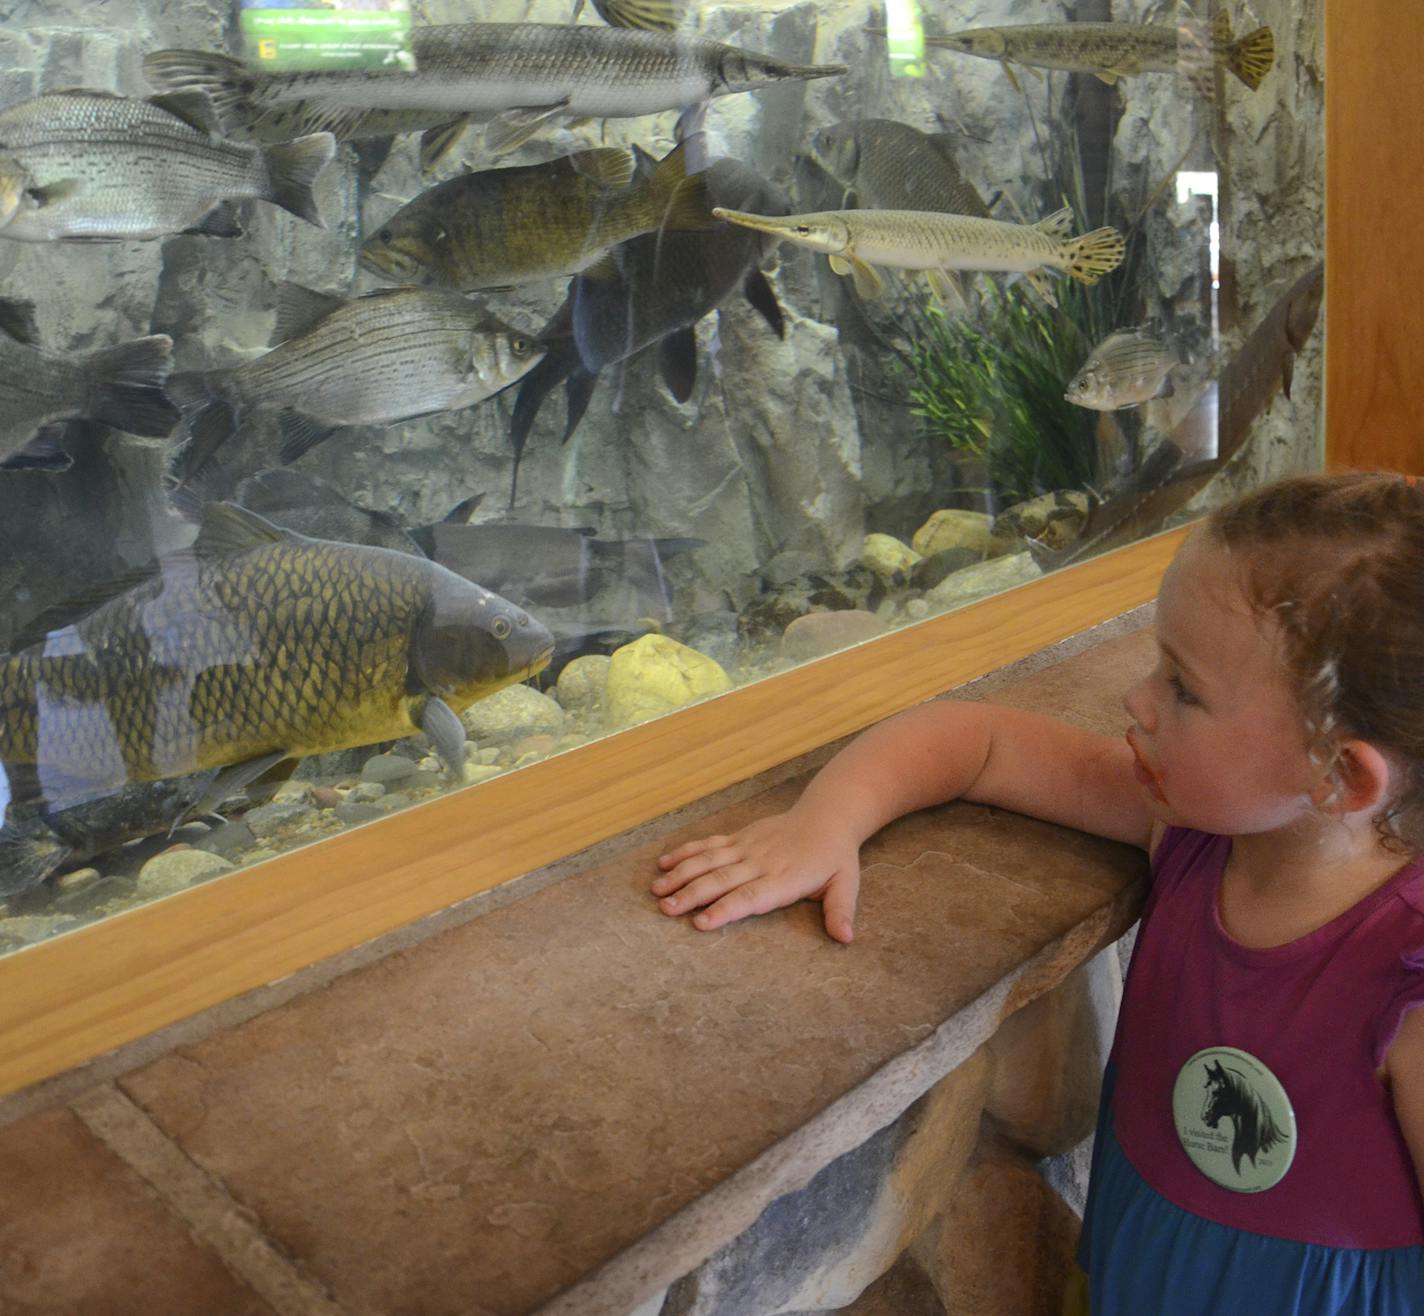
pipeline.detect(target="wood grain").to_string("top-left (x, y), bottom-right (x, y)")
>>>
top-left (0, 528), bottom-right (1188, 1096)
top-left (1324, 7), bottom-right (1423, 472)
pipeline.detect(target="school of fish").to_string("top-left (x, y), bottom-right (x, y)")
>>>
top-left (0, 4), bottom-right (1288, 893)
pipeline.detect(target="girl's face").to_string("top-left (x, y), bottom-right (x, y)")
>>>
top-left (1123, 534), bottom-right (1324, 836)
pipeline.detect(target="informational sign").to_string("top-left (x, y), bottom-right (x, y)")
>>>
top-left (240, 0), bottom-right (416, 74)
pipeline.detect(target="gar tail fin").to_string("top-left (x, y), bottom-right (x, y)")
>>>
top-left (1062, 226), bottom-right (1126, 285)
top-left (1221, 15), bottom-right (1275, 91)
top-left (260, 133), bottom-right (336, 228)
top-left (85, 335), bottom-right (179, 437)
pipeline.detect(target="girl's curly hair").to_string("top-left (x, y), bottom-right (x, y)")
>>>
top-left (1206, 471), bottom-right (1424, 851)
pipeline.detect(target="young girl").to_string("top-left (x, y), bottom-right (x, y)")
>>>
top-left (651, 472), bottom-right (1424, 1314)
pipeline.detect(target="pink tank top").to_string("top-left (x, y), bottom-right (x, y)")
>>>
top-left (1110, 827), bottom-right (1424, 1248)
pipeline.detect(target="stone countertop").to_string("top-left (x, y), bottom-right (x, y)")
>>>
top-left (0, 624), bottom-right (1154, 1316)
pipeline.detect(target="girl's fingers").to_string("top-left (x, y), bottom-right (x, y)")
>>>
top-left (656, 861), bottom-right (758, 916)
top-left (656, 834), bottom-right (732, 870)
top-left (650, 844), bottom-right (743, 895)
top-left (820, 870), bottom-right (860, 944)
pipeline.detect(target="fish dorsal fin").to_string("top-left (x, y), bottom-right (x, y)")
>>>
top-left (149, 89), bottom-right (222, 135)
top-left (441, 492), bottom-right (487, 524)
top-left (1035, 207), bottom-right (1075, 239)
top-left (6, 559), bottom-right (164, 653)
top-left (0, 295), bottom-right (40, 345)
top-left (484, 100), bottom-right (571, 157)
top-left (569, 147), bottom-right (636, 191)
top-left (194, 501), bottom-right (296, 558)
top-left (272, 282), bottom-right (344, 345)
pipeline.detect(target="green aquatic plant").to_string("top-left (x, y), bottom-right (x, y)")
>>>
top-left (902, 274), bottom-right (1116, 505)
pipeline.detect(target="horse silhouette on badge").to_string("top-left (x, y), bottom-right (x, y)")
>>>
top-left (1201, 1059), bottom-right (1288, 1174)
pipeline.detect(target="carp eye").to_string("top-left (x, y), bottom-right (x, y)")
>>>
top-left (491, 615), bottom-right (513, 640)
top-left (378, 228), bottom-right (393, 244)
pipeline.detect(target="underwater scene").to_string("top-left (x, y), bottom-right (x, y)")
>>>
top-left (0, 0), bottom-right (1322, 949)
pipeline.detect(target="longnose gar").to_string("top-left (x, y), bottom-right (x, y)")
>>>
top-left (145, 24), bottom-right (848, 157)
top-left (711, 206), bottom-right (1125, 308)
top-left (904, 12), bottom-right (1275, 97)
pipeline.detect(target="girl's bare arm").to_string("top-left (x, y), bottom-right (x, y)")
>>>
top-left (653, 700), bottom-right (1155, 941)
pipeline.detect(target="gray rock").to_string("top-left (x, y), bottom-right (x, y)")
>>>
top-left (361, 754), bottom-right (420, 785)
top-left (194, 821), bottom-right (258, 858)
top-left (335, 801), bottom-right (387, 827)
top-left (243, 800), bottom-right (317, 840)
top-left (136, 849), bottom-right (235, 898)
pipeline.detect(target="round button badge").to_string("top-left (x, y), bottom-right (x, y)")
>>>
top-left (1171, 1046), bottom-right (1297, 1193)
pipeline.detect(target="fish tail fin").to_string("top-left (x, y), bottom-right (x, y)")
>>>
top-left (85, 335), bottom-right (179, 438)
top-left (0, 820), bottom-right (70, 897)
top-left (648, 143), bottom-right (715, 232)
top-left (1063, 226), bottom-right (1126, 285)
top-left (1224, 23), bottom-right (1275, 91)
top-left (141, 49), bottom-right (266, 134)
top-left (166, 369), bottom-right (240, 484)
top-left (260, 133), bottom-right (336, 227)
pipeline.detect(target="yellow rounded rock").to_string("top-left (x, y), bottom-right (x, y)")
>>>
top-left (911, 508), bottom-right (1006, 559)
top-left (606, 635), bottom-right (733, 726)
top-left (861, 533), bottom-right (921, 580)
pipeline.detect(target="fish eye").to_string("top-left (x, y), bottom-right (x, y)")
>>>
top-left (511, 335), bottom-right (530, 355)
top-left (378, 228), bottom-right (393, 244)
top-left (796, 225), bottom-right (811, 235)
top-left (491, 615), bottom-right (512, 640)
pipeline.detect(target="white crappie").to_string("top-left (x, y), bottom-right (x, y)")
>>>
top-left (711, 205), bottom-right (1125, 307)
top-left (145, 23), bottom-right (848, 156)
top-left (1066, 329), bottom-right (1176, 411)
top-left (168, 285), bottom-right (545, 473)
top-left (0, 91), bottom-right (334, 242)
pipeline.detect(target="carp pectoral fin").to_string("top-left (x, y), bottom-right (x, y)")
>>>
top-left (485, 100), bottom-right (571, 157)
top-left (272, 283), bottom-right (344, 345)
top-left (418, 121), bottom-right (468, 173)
top-left (658, 327), bottom-right (698, 404)
top-left (847, 257), bottom-right (885, 299)
top-left (1023, 270), bottom-right (1059, 308)
top-left (181, 751), bottom-right (290, 827)
top-left (278, 412), bottom-right (341, 465)
top-left (743, 269), bottom-right (786, 339)
top-left (0, 295), bottom-right (40, 345)
top-left (419, 697), bottom-right (467, 778)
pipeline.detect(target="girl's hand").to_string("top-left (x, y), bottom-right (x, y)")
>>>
top-left (651, 810), bottom-right (862, 943)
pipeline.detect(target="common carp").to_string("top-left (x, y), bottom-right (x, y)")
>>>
top-left (0, 504), bottom-right (554, 832)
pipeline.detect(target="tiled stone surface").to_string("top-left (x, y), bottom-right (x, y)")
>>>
top-left (0, 1108), bottom-right (274, 1315)
top-left (113, 628), bottom-right (1153, 1316)
top-left (0, 625), bottom-right (1155, 1316)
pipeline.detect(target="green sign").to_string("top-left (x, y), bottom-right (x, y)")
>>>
top-left (241, 3), bottom-right (416, 74)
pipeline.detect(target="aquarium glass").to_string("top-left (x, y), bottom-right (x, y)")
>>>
top-left (0, 0), bottom-right (1323, 949)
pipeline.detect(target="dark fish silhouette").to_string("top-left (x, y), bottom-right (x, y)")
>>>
top-left (509, 156), bottom-right (789, 504)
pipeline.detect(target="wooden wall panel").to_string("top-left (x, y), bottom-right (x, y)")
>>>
top-left (1325, 4), bottom-right (1424, 471)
